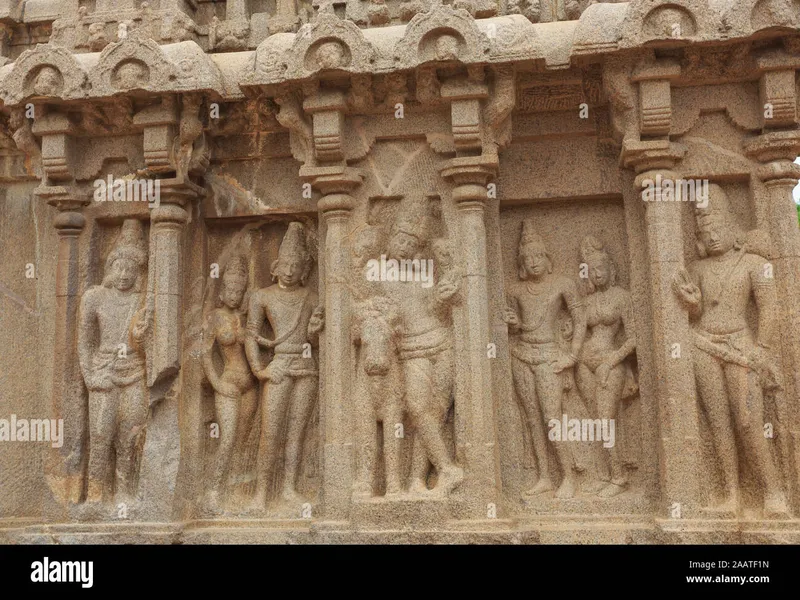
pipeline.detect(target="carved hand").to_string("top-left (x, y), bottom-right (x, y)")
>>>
top-left (86, 371), bottom-right (113, 392)
top-left (748, 346), bottom-right (781, 391)
top-left (503, 307), bottom-right (520, 329)
top-left (437, 280), bottom-right (458, 302)
top-left (215, 381), bottom-right (241, 398)
top-left (551, 353), bottom-right (577, 374)
top-left (596, 362), bottom-right (611, 387)
top-left (131, 307), bottom-right (149, 342)
top-left (258, 362), bottom-right (286, 384)
top-left (672, 268), bottom-right (701, 308)
top-left (308, 306), bottom-right (325, 336)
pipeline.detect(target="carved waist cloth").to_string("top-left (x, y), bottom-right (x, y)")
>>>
top-left (398, 327), bottom-right (452, 361)
top-left (692, 328), bottom-right (754, 368)
top-left (92, 350), bottom-right (145, 386)
top-left (510, 340), bottom-right (560, 366)
top-left (269, 349), bottom-right (317, 377)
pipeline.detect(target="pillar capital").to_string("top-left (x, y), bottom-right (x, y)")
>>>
top-left (300, 164), bottom-right (363, 198)
top-left (621, 140), bottom-right (686, 173)
top-left (744, 130), bottom-right (800, 167)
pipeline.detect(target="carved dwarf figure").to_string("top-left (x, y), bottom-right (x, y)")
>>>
top-left (246, 223), bottom-right (324, 509)
top-left (575, 236), bottom-right (637, 498)
top-left (504, 221), bottom-right (586, 499)
top-left (673, 185), bottom-right (787, 516)
top-left (78, 219), bottom-right (150, 507)
top-left (384, 198), bottom-right (464, 496)
top-left (201, 256), bottom-right (258, 512)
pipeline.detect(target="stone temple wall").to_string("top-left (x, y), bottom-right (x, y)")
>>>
top-left (0, 0), bottom-right (799, 543)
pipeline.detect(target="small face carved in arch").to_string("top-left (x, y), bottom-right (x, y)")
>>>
top-left (434, 34), bottom-right (460, 62)
top-left (113, 60), bottom-right (149, 90)
top-left (32, 66), bottom-right (62, 97)
top-left (316, 41), bottom-right (346, 70)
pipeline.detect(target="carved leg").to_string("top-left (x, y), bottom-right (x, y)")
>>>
top-left (86, 389), bottom-right (117, 504)
top-left (407, 433), bottom-right (431, 494)
top-left (693, 351), bottom-right (739, 512)
top-left (536, 365), bottom-right (576, 499)
top-left (404, 356), bottom-right (463, 495)
top-left (575, 362), bottom-right (610, 491)
top-left (234, 385), bottom-right (259, 499)
top-left (382, 401), bottom-right (405, 496)
top-left (251, 378), bottom-right (293, 509)
top-left (282, 375), bottom-right (317, 504)
top-left (513, 360), bottom-right (553, 495)
top-left (724, 362), bottom-right (788, 516)
top-left (353, 374), bottom-right (376, 498)
top-left (209, 391), bottom-right (239, 511)
top-left (115, 381), bottom-right (148, 504)
top-left (596, 365), bottom-right (627, 498)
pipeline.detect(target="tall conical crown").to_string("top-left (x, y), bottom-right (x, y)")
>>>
top-left (278, 222), bottom-right (311, 261)
top-left (106, 218), bottom-right (148, 271)
top-left (391, 196), bottom-right (430, 241)
top-left (519, 218), bottom-right (546, 249)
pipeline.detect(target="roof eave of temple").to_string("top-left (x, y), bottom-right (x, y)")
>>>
top-left (0, 0), bottom-right (798, 108)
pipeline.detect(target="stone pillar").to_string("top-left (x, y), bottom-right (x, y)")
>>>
top-left (744, 130), bottom-right (800, 509)
top-left (138, 181), bottom-right (196, 520)
top-left (146, 188), bottom-right (191, 388)
top-left (439, 156), bottom-right (503, 517)
top-left (38, 188), bottom-right (89, 508)
top-left (32, 109), bottom-right (86, 510)
top-left (301, 165), bottom-right (361, 521)
top-left (622, 140), bottom-right (703, 518)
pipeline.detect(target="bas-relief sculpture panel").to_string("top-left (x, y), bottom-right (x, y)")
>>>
top-left (0, 0), bottom-right (798, 542)
top-left (498, 199), bottom-right (645, 511)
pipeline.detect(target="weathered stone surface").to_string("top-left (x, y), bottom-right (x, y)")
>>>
top-left (0, 0), bottom-right (799, 543)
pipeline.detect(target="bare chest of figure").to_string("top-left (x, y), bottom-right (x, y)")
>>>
top-left (586, 290), bottom-right (620, 328)
top-left (388, 282), bottom-right (440, 335)
top-left (97, 290), bottom-right (140, 347)
top-left (215, 310), bottom-right (244, 347)
top-left (263, 287), bottom-right (309, 340)
top-left (517, 281), bottom-right (562, 341)
top-left (697, 256), bottom-right (752, 333)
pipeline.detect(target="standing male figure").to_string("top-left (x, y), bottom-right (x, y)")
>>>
top-left (505, 220), bottom-right (586, 499)
top-left (384, 198), bottom-right (464, 496)
top-left (78, 219), bottom-right (150, 507)
top-left (673, 184), bottom-right (787, 516)
top-left (246, 222), bottom-right (324, 509)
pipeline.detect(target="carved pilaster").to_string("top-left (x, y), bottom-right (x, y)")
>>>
top-left (302, 165), bottom-right (361, 521)
top-left (300, 87), bottom-right (362, 521)
top-left (621, 140), bottom-right (703, 519)
top-left (744, 130), bottom-right (800, 511)
top-left (438, 154), bottom-right (503, 518)
top-left (38, 187), bottom-right (90, 509)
